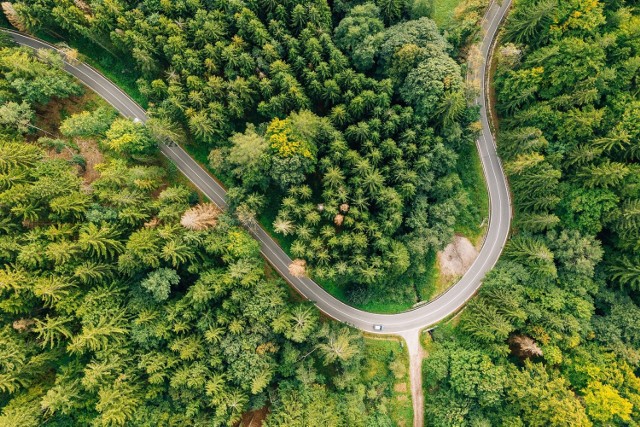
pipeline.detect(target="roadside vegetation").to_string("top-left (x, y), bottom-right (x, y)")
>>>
top-left (431, 0), bottom-right (464, 27)
top-left (436, 0), bottom-right (491, 55)
top-left (0, 38), bottom-right (411, 426)
top-left (423, 1), bottom-right (640, 425)
top-left (362, 337), bottom-right (414, 426)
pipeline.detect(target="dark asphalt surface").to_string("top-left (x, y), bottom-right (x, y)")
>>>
top-left (3, 0), bottom-right (511, 335)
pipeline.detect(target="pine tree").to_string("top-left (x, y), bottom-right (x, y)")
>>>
top-left (78, 223), bottom-right (124, 259)
top-left (608, 256), bottom-right (640, 291)
top-left (33, 315), bottom-right (73, 349)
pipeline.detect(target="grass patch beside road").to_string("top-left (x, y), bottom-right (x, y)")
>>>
top-left (432, 0), bottom-right (464, 27)
top-left (362, 337), bottom-right (414, 427)
top-left (72, 39), bottom-right (147, 109)
top-left (416, 250), bottom-right (439, 301)
top-left (455, 135), bottom-right (489, 245)
top-left (42, 32), bottom-right (146, 108)
top-left (316, 277), bottom-right (416, 314)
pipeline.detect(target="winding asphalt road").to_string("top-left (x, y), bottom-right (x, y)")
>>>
top-left (2, 0), bottom-right (511, 336)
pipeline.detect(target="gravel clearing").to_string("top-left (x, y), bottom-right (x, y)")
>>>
top-left (437, 235), bottom-right (479, 278)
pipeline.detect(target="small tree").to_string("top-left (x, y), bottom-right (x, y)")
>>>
top-left (1, 2), bottom-right (26, 31)
top-left (141, 268), bottom-right (180, 302)
top-left (289, 259), bottom-right (307, 277)
top-left (60, 107), bottom-right (117, 137)
top-left (180, 203), bottom-right (220, 231)
top-left (509, 335), bottom-right (543, 359)
top-left (105, 118), bottom-right (156, 157)
top-left (273, 217), bottom-right (295, 235)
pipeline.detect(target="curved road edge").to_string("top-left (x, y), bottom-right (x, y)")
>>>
top-left (1, 0), bottom-right (511, 336)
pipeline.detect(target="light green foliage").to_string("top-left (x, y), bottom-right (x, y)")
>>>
top-left (375, 17), bottom-right (448, 73)
top-left (105, 118), bottom-right (157, 157)
top-left (400, 54), bottom-right (464, 118)
top-left (225, 124), bottom-right (269, 188)
top-left (0, 47), bottom-right (82, 104)
top-left (317, 324), bottom-right (361, 365)
top-left (0, 101), bottom-right (33, 134)
top-left (264, 383), bottom-right (354, 427)
top-left (583, 381), bottom-right (632, 424)
top-left (0, 390), bottom-right (43, 427)
top-left (608, 257), bottom-right (640, 292)
top-left (508, 362), bottom-right (592, 427)
top-left (265, 113), bottom-right (319, 189)
top-left (0, 139), bottom-right (41, 171)
top-left (423, 345), bottom-right (507, 424)
top-left (141, 268), bottom-right (180, 301)
top-left (335, 3), bottom-right (384, 65)
top-left (266, 337), bottom-right (411, 427)
top-left (410, 0), bottom-right (434, 19)
top-left (145, 117), bottom-right (187, 146)
top-left (503, 0), bottom-right (556, 45)
top-left (556, 187), bottom-right (617, 235)
top-left (438, 0), bottom-right (490, 51)
top-left (60, 106), bottom-right (118, 137)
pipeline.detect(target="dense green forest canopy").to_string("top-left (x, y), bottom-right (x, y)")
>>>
top-left (0, 38), bottom-right (407, 426)
top-left (5, 0), bottom-right (482, 304)
top-left (6, 0), bottom-right (640, 425)
top-left (423, 0), bottom-right (640, 425)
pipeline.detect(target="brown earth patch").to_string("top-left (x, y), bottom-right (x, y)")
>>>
top-left (76, 138), bottom-right (104, 183)
top-left (238, 406), bottom-right (269, 427)
top-left (41, 137), bottom-right (103, 184)
top-left (28, 90), bottom-right (108, 184)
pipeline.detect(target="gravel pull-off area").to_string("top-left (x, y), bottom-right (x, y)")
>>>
top-left (437, 235), bottom-right (480, 278)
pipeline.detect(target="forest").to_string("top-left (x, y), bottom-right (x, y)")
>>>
top-left (2, 0), bottom-right (640, 425)
top-left (0, 37), bottom-right (412, 426)
top-left (423, 0), bottom-right (640, 425)
top-left (3, 0), bottom-right (487, 308)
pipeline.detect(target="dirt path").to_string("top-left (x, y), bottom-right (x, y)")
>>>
top-left (400, 329), bottom-right (426, 427)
